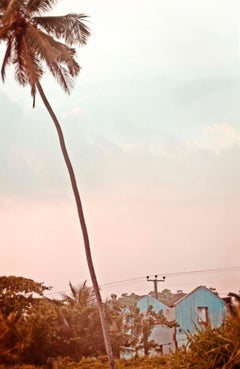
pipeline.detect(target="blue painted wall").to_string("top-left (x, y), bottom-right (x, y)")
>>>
top-left (175, 286), bottom-right (226, 346)
top-left (137, 295), bottom-right (168, 313)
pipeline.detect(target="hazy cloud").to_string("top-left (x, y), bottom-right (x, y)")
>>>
top-left (188, 124), bottom-right (240, 153)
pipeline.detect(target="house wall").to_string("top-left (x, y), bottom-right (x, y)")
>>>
top-left (137, 295), bottom-right (168, 313)
top-left (149, 324), bottom-right (176, 354)
top-left (164, 307), bottom-right (175, 321)
top-left (175, 287), bottom-right (225, 347)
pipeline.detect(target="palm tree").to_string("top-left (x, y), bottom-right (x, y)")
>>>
top-left (62, 281), bottom-right (95, 309)
top-left (0, 1), bottom-right (115, 368)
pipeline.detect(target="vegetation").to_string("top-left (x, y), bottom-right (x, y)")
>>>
top-left (1, 276), bottom-right (240, 368)
top-left (0, 276), bottom-right (50, 317)
top-left (0, 1), bottom-right (114, 367)
top-left (0, 276), bottom-right (173, 366)
top-left (0, 356), bottom-right (169, 369)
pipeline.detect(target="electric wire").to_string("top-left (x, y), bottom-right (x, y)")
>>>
top-left (45, 265), bottom-right (240, 297)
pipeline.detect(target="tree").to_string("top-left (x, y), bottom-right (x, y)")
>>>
top-left (124, 303), bottom-right (170, 356)
top-left (0, 311), bottom-right (26, 364)
top-left (62, 281), bottom-right (95, 309)
top-left (0, 275), bottom-right (50, 317)
top-left (104, 294), bottom-right (128, 358)
top-left (0, 2), bottom-right (115, 368)
top-left (60, 281), bottom-right (105, 359)
top-left (20, 298), bottom-right (64, 365)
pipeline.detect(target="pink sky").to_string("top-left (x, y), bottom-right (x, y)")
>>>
top-left (1, 192), bottom-right (239, 299)
top-left (1, 0), bottom-right (240, 299)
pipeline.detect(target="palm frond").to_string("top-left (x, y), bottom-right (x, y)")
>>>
top-left (0, 0), bottom-right (11, 12)
top-left (0, 24), bottom-right (11, 40)
top-left (1, 0), bottom-right (89, 100)
top-left (26, 0), bottom-right (58, 15)
top-left (2, 0), bottom-right (22, 23)
top-left (13, 36), bottom-right (27, 86)
top-left (69, 281), bottom-right (77, 299)
top-left (21, 34), bottom-right (43, 106)
top-left (34, 13), bottom-right (90, 46)
top-left (1, 34), bottom-right (13, 81)
top-left (26, 24), bottom-right (80, 77)
top-left (50, 63), bottom-right (75, 93)
top-left (12, 32), bottom-right (42, 107)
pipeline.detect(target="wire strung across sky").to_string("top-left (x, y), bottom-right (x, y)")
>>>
top-left (46, 265), bottom-right (240, 296)
top-left (100, 266), bottom-right (240, 289)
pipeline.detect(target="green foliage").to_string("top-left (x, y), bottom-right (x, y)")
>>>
top-left (21, 298), bottom-right (65, 365)
top-left (168, 304), bottom-right (240, 369)
top-left (0, 277), bottom-right (130, 364)
top-left (60, 282), bottom-right (105, 359)
top-left (124, 304), bottom-right (170, 356)
top-left (17, 356), bottom-right (169, 369)
top-left (104, 295), bottom-right (129, 357)
top-left (0, 311), bottom-right (25, 364)
top-left (0, 276), bottom-right (51, 317)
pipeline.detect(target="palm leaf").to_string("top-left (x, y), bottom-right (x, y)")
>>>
top-left (49, 62), bottom-right (74, 94)
top-left (26, 24), bottom-right (80, 76)
top-left (0, 23), bottom-right (11, 39)
top-left (0, 0), bottom-right (11, 12)
top-left (26, 0), bottom-right (58, 15)
top-left (21, 35), bottom-right (43, 106)
top-left (13, 37), bottom-right (28, 86)
top-left (1, 34), bottom-right (13, 81)
top-left (2, 0), bottom-right (22, 23)
top-left (13, 33), bottom-right (40, 100)
top-left (34, 13), bottom-right (90, 46)
top-left (26, 24), bottom-right (59, 66)
top-left (69, 281), bottom-right (77, 299)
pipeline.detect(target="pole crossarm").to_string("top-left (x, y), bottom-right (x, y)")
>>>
top-left (146, 275), bottom-right (166, 299)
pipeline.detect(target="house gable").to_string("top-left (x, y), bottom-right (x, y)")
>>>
top-left (174, 286), bottom-right (226, 346)
top-left (137, 295), bottom-right (168, 313)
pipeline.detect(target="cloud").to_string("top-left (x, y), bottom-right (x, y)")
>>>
top-left (187, 123), bottom-right (240, 153)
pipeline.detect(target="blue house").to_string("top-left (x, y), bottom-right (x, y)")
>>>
top-left (121, 286), bottom-right (227, 357)
top-left (137, 295), bottom-right (168, 314)
top-left (174, 285), bottom-right (226, 347)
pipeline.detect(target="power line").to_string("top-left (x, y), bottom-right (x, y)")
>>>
top-left (162, 266), bottom-right (240, 278)
top-left (100, 266), bottom-right (240, 289)
top-left (45, 265), bottom-right (240, 296)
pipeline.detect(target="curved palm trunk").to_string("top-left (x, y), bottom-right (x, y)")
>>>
top-left (36, 82), bottom-right (115, 369)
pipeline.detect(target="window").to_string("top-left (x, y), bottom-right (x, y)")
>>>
top-left (197, 307), bottom-right (209, 325)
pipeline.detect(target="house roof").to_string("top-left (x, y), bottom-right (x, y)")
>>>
top-left (173, 285), bottom-right (225, 306)
top-left (158, 292), bottom-right (186, 306)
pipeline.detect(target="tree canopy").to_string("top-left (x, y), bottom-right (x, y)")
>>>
top-left (0, 275), bottom-right (51, 316)
top-left (0, 0), bottom-right (90, 105)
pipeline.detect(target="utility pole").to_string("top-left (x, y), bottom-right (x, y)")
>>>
top-left (146, 275), bottom-right (166, 299)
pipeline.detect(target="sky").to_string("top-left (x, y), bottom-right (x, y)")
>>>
top-left (1, 0), bottom-right (240, 299)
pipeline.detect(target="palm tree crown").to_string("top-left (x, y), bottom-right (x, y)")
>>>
top-left (0, 0), bottom-right (90, 105)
